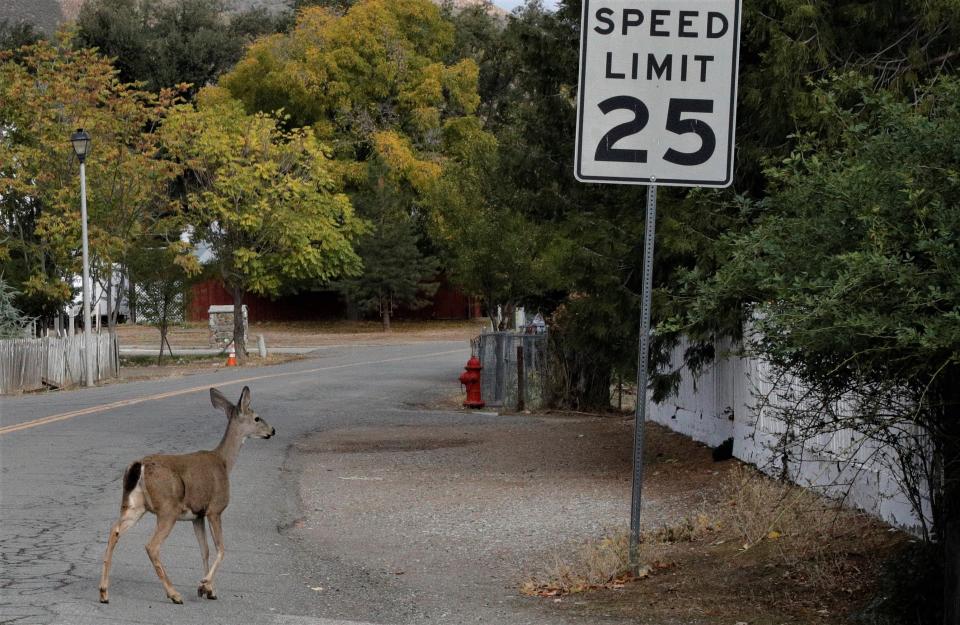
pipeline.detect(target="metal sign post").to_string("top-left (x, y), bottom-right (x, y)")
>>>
top-left (573, 0), bottom-right (742, 572)
top-left (629, 183), bottom-right (657, 567)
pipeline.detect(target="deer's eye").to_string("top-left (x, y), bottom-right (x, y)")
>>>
top-left (254, 417), bottom-right (261, 422)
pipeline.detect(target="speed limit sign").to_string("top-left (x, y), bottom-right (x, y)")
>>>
top-left (574, 0), bottom-right (742, 187)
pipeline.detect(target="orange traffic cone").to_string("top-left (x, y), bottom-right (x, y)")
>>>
top-left (226, 348), bottom-right (237, 367)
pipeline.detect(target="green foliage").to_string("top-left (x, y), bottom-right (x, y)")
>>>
top-left (436, 1), bottom-right (653, 406)
top-left (160, 87), bottom-right (365, 350)
top-left (223, 0), bottom-right (492, 331)
top-left (685, 77), bottom-right (960, 584)
top-left (336, 173), bottom-right (439, 329)
top-left (0, 19), bottom-right (43, 52)
top-left (691, 75), bottom-right (960, 399)
top-left (76, 0), bottom-right (290, 94)
top-left (128, 243), bottom-right (192, 363)
top-left (0, 38), bottom-right (187, 320)
top-left (0, 276), bottom-right (33, 339)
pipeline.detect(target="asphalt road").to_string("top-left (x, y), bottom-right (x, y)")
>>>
top-left (0, 341), bottom-right (475, 625)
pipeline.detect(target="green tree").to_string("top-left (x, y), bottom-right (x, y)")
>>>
top-left (336, 165), bottom-right (439, 330)
top-left (0, 39), bottom-right (186, 323)
top-left (686, 76), bottom-right (960, 624)
top-left (128, 241), bottom-right (194, 364)
top-left (426, 114), bottom-right (546, 330)
top-left (223, 0), bottom-right (490, 324)
top-left (433, 0), bottom-right (960, 409)
top-left (160, 87), bottom-right (365, 360)
top-left (76, 0), bottom-right (291, 94)
top-left (0, 276), bottom-right (33, 339)
top-left (0, 19), bottom-right (43, 53)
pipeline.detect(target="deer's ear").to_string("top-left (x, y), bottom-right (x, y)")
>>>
top-left (210, 388), bottom-right (233, 415)
top-left (238, 386), bottom-right (251, 412)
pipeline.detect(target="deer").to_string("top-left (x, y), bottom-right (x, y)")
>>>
top-left (98, 386), bottom-right (275, 605)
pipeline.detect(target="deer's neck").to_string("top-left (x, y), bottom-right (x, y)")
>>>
top-left (214, 420), bottom-right (245, 473)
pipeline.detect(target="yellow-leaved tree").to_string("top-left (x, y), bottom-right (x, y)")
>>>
top-left (221, 0), bottom-right (491, 328)
top-left (160, 87), bottom-right (365, 359)
top-left (0, 39), bottom-right (190, 326)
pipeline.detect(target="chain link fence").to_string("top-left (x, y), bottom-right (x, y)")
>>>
top-left (475, 332), bottom-right (549, 409)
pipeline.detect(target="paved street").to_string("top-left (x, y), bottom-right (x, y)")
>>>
top-left (1, 342), bottom-right (475, 625)
top-left (1, 340), bottom-right (649, 625)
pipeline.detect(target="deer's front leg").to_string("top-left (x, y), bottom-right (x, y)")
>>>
top-left (198, 512), bottom-right (225, 600)
top-left (145, 514), bottom-right (182, 604)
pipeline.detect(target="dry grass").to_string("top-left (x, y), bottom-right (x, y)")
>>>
top-left (521, 512), bottom-right (720, 597)
top-left (521, 533), bottom-right (632, 596)
top-left (718, 465), bottom-right (893, 596)
top-left (521, 462), bottom-right (900, 605)
top-left (115, 319), bottom-right (487, 348)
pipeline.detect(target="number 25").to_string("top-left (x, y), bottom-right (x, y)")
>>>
top-left (594, 96), bottom-right (716, 166)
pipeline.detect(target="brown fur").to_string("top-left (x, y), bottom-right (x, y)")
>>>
top-left (98, 386), bottom-right (275, 605)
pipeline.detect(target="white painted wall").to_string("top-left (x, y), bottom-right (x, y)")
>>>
top-left (647, 337), bottom-right (929, 534)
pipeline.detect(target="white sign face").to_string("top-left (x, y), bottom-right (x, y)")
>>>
top-left (575, 0), bottom-right (741, 187)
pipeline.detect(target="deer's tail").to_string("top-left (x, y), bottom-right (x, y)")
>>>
top-left (121, 461), bottom-right (142, 507)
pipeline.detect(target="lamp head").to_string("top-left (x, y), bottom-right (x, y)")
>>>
top-left (70, 128), bottom-right (91, 163)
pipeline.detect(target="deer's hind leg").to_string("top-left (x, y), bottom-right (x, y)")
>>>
top-left (145, 513), bottom-right (182, 604)
top-left (99, 464), bottom-right (147, 603)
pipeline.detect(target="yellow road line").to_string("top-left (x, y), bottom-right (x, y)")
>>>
top-left (0, 348), bottom-right (465, 437)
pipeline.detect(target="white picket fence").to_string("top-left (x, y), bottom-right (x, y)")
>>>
top-left (0, 333), bottom-right (119, 394)
top-left (648, 336), bottom-right (927, 534)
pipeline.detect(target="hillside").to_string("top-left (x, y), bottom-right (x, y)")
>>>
top-left (0, 0), bottom-right (509, 34)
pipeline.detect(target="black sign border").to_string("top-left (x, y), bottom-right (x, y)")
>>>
top-left (574, 0), bottom-right (741, 188)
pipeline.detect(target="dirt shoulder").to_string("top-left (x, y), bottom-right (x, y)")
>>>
top-left (290, 410), bottom-right (905, 625)
top-left (115, 319), bottom-right (489, 349)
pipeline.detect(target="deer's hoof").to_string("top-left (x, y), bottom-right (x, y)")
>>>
top-left (169, 593), bottom-right (184, 605)
top-left (198, 584), bottom-right (217, 600)
top-left (99, 589), bottom-right (109, 604)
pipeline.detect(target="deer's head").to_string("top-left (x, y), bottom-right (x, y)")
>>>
top-left (210, 386), bottom-right (275, 439)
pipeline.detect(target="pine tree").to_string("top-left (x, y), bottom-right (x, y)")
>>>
top-left (0, 276), bottom-right (33, 339)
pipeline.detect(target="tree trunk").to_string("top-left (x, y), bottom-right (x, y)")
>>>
top-left (127, 275), bottom-right (137, 324)
top-left (382, 295), bottom-right (391, 332)
top-left (158, 322), bottom-right (168, 365)
top-left (157, 291), bottom-right (169, 365)
top-left (572, 359), bottom-right (612, 410)
top-left (106, 271), bottom-right (114, 332)
top-left (941, 365), bottom-right (960, 625)
top-left (232, 286), bottom-right (247, 363)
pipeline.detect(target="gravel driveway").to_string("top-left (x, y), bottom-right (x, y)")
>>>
top-left (284, 410), bottom-right (676, 625)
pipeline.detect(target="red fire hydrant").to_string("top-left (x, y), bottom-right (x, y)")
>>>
top-left (459, 355), bottom-right (485, 408)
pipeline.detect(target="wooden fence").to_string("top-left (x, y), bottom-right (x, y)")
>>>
top-left (0, 333), bottom-right (119, 394)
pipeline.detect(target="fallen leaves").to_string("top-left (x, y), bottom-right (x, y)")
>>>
top-left (520, 562), bottom-right (677, 597)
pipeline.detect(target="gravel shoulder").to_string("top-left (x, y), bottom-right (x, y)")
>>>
top-left (287, 406), bottom-right (904, 625)
top-left (287, 410), bottom-right (709, 625)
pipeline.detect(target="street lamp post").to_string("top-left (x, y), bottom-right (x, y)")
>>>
top-left (71, 129), bottom-right (95, 388)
